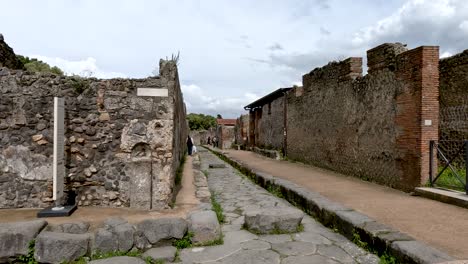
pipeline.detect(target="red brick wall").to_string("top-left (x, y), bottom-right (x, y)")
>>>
top-left (395, 46), bottom-right (439, 188)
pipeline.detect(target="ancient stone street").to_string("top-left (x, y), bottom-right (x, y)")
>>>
top-left (179, 149), bottom-right (379, 264)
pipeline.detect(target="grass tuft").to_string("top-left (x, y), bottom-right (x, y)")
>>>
top-left (211, 193), bottom-right (225, 223)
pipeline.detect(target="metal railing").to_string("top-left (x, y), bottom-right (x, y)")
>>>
top-left (429, 140), bottom-right (468, 194)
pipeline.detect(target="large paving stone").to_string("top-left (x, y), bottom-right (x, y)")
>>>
top-left (136, 217), bottom-right (187, 244)
top-left (216, 249), bottom-right (280, 264)
top-left (180, 243), bottom-right (242, 263)
top-left (282, 255), bottom-right (340, 264)
top-left (258, 234), bottom-right (292, 244)
top-left (0, 219), bottom-right (47, 261)
top-left (142, 246), bottom-right (177, 262)
top-left (34, 231), bottom-right (89, 263)
top-left (189, 210), bottom-right (221, 244)
top-left (316, 244), bottom-right (354, 263)
top-left (243, 207), bottom-right (303, 234)
top-left (271, 241), bottom-right (317, 256)
top-left (293, 232), bottom-right (332, 245)
top-left (88, 256), bottom-right (146, 264)
top-left (241, 240), bottom-right (271, 250)
top-left (223, 230), bottom-right (258, 245)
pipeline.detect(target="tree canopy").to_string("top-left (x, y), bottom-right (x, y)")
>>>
top-left (187, 113), bottom-right (217, 131)
top-left (17, 55), bottom-right (64, 75)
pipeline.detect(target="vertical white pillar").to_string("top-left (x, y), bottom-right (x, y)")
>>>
top-left (53, 97), bottom-right (65, 205)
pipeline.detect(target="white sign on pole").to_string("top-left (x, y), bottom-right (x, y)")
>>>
top-left (52, 97), bottom-right (65, 203)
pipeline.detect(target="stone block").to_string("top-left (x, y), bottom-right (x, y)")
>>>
top-left (93, 228), bottom-right (118, 253)
top-left (34, 231), bottom-right (89, 263)
top-left (333, 210), bottom-right (375, 240)
top-left (89, 256), bottom-right (146, 264)
top-left (243, 207), bottom-right (304, 234)
top-left (114, 223), bottom-right (135, 252)
top-left (0, 220), bottom-right (47, 261)
top-left (142, 246), bottom-right (177, 262)
top-left (390, 240), bottom-right (454, 264)
top-left (136, 218), bottom-right (187, 244)
top-left (49, 221), bottom-right (90, 234)
top-left (188, 210), bottom-right (221, 244)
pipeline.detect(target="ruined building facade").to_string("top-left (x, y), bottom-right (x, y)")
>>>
top-left (240, 43), bottom-right (467, 191)
top-left (0, 37), bottom-right (187, 209)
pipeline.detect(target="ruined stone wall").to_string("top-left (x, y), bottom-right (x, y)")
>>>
top-left (0, 60), bottom-right (187, 209)
top-left (234, 114), bottom-right (249, 146)
top-left (439, 50), bottom-right (468, 141)
top-left (191, 129), bottom-right (215, 145)
top-left (286, 44), bottom-right (439, 191)
top-left (216, 125), bottom-right (235, 149)
top-left (256, 97), bottom-right (284, 150)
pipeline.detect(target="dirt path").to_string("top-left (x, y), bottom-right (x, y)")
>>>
top-left (226, 149), bottom-right (468, 259)
top-left (175, 155), bottom-right (200, 206)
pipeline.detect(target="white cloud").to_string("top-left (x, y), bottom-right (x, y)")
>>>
top-left (2, 0), bottom-right (467, 118)
top-left (440, 51), bottom-right (452, 58)
top-left (182, 83), bottom-right (258, 118)
top-left (32, 55), bottom-right (127, 79)
top-left (459, 20), bottom-right (468, 33)
top-left (351, 0), bottom-right (468, 55)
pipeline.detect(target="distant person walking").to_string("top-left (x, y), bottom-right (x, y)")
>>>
top-left (207, 136), bottom-right (211, 145)
top-left (187, 135), bottom-right (193, 155)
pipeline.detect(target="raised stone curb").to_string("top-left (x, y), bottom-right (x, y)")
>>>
top-left (136, 217), bottom-right (187, 244)
top-left (188, 210), bottom-right (221, 244)
top-left (34, 231), bottom-right (90, 263)
top-left (206, 146), bottom-right (456, 264)
top-left (48, 221), bottom-right (90, 234)
top-left (88, 256), bottom-right (146, 264)
top-left (0, 219), bottom-right (47, 261)
top-left (142, 246), bottom-right (177, 262)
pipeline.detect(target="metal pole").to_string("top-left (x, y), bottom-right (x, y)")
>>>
top-left (465, 141), bottom-right (468, 195)
top-left (429, 140), bottom-right (434, 187)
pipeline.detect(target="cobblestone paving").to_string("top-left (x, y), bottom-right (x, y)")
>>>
top-left (180, 150), bottom-right (379, 264)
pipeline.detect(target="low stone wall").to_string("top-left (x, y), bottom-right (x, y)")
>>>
top-left (216, 125), bottom-right (235, 149)
top-left (0, 59), bottom-right (187, 209)
top-left (253, 147), bottom-right (281, 160)
top-left (190, 129), bottom-right (215, 146)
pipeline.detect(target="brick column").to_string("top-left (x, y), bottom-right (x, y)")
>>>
top-left (395, 46), bottom-right (439, 190)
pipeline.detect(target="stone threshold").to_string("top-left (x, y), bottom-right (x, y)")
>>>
top-left (415, 187), bottom-right (468, 209)
top-left (206, 146), bottom-right (456, 264)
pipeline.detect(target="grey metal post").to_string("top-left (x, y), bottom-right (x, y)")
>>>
top-left (429, 140), bottom-right (434, 187)
top-left (465, 141), bottom-right (468, 195)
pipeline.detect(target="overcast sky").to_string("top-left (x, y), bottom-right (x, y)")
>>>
top-left (1, 0), bottom-right (468, 118)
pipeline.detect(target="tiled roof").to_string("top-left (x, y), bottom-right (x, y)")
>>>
top-left (217, 119), bottom-right (236, 126)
